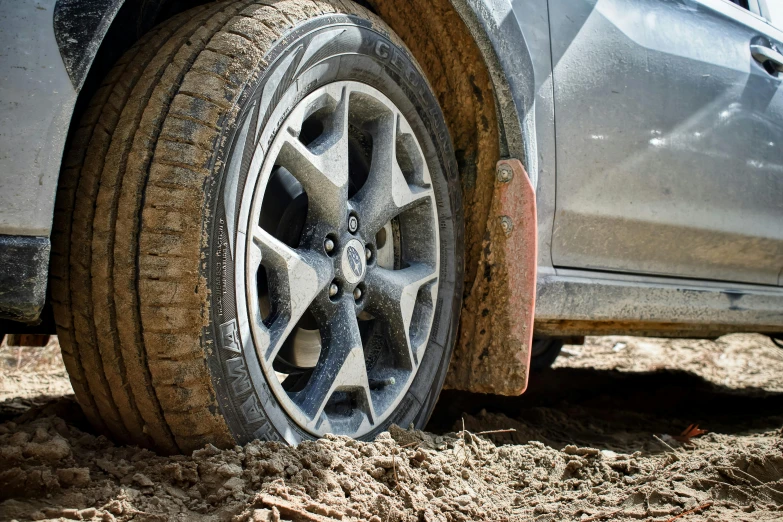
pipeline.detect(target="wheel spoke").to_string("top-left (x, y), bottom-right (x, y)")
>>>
top-left (291, 299), bottom-right (376, 425)
top-left (276, 85), bottom-right (350, 230)
top-left (352, 112), bottom-right (433, 238)
top-left (250, 226), bottom-right (333, 362)
top-left (365, 263), bottom-right (437, 370)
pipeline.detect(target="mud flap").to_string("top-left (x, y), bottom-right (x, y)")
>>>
top-left (445, 159), bottom-right (537, 395)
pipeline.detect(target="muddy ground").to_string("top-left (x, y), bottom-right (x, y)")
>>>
top-left (1, 334), bottom-right (783, 521)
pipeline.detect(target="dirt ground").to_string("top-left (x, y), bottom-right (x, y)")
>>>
top-left (2, 334), bottom-right (783, 521)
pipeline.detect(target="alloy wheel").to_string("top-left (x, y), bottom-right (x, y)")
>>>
top-left (238, 81), bottom-right (440, 437)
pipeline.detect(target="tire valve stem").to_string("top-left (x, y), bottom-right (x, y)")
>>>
top-left (369, 376), bottom-right (396, 390)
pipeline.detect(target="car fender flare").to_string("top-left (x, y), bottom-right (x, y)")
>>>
top-left (449, 0), bottom-right (536, 171)
top-left (54, 0), bottom-right (125, 91)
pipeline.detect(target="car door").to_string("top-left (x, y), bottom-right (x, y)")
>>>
top-left (548, 0), bottom-right (783, 286)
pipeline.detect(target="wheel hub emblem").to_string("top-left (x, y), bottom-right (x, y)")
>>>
top-left (342, 239), bottom-right (365, 284)
top-left (347, 247), bottom-right (362, 276)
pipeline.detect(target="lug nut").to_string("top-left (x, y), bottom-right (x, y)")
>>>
top-left (329, 282), bottom-right (339, 297)
top-left (324, 238), bottom-right (335, 253)
top-left (348, 214), bottom-right (359, 233)
top-left (365, 247), bottom-right (372, 261)
top-left (353, 287), bottom-right (362, 300)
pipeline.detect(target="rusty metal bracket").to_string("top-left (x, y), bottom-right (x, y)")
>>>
top-left (445, 159), bottom-right (537, 395)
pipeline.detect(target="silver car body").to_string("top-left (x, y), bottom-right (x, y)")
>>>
top-left (0, 0), bottom-right (782, 331)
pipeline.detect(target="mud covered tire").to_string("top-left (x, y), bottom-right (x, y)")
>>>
top-left (51, 0), bottom-right (463, 453)
top-left (530, 338), bottom-right (565, 372)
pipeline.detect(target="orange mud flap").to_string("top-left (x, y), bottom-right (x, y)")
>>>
top-left (445, 159), bottom-right (537, 395)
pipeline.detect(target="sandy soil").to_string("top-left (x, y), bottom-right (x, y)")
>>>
top-left (0, 337), bottom-right (73, 402)
top-left (555, 334), bottom-right (783, 392)
top-left (1, 334), bottom-right (783, 521)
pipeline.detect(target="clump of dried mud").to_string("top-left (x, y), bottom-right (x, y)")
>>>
top-left (1, 334), bottom-right (783, 521)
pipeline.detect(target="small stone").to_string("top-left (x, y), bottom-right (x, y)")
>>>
top-left (217, 463), bottom-right (242, 478)
top-left (57, 467), bottom-right (91, 487)
top-left (192, 444), bottom-right (221, 459)
top-left (454, 495), bottom-right (472, 506)
top-left (223, 476), bottom-right (244, 491)
top-left (132, 473), bottom-right (154, 488)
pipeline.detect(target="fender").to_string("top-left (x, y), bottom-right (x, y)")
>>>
top-left (54, 0), bottom-right (125, 90)
top-left (450, 0), bottom-right (536, 180)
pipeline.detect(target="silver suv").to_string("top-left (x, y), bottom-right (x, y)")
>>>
top-left (0, 0), bottom-right (781, 451)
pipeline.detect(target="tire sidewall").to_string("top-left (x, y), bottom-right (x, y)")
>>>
top-left (203, 14), bottom-right (463, 445)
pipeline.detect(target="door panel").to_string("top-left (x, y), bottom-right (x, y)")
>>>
top-left (549, 0), bottom-right (783, 285)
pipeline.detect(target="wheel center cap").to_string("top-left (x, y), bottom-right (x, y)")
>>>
top-left (341, 239), bottom-right (366, 284)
